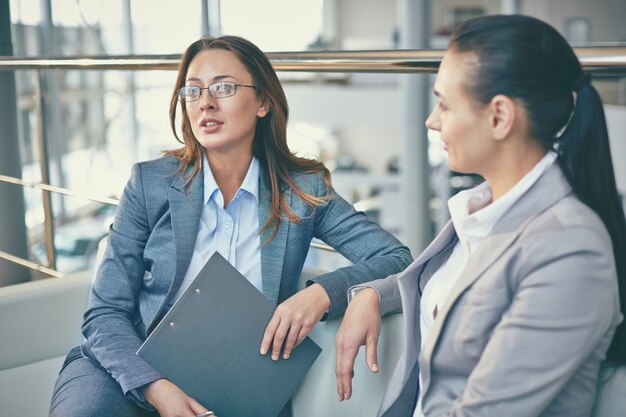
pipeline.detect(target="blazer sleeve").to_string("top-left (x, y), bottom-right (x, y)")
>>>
top-left (438, 226), bottom-right (621, 417)
top-left (308, 175), bottom-right (413, 319)
top-left (348, 273), bottom-right (404, 317)
top-left (81, 163), bottom-right (163, 398)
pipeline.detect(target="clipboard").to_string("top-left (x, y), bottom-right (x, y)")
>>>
top-left (137, 252), bottom-right (322, 417)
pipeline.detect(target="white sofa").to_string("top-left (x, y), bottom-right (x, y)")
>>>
top-left (0, 267), bottom-right (404, 417)
top-left (0, 271), bottom-right (92, 417)
top-left (1, 267), bottom-right (623, 417)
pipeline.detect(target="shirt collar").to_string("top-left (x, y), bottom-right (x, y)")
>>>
top-left (202, 154), bottom-right (260, 206)
top-left (449, 150), bottom-right (558, 239)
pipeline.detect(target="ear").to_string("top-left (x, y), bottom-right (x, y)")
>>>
top-left (257, 100), bottom-right (270, 118)
top-left (488, 94), bottom-right (516, 141)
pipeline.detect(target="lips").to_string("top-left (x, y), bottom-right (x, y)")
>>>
top-left (199, 117), bottom-right (223, 128)
top-left (198, 117), bottom-right (223, 133)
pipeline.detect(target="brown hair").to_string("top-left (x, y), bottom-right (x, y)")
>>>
top-left (166, 35), bottom-right (331, 241)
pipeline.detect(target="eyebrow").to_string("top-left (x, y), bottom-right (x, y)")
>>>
top-left (186, 74), bottom-right (238, 84)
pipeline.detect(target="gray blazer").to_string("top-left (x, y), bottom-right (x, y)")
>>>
top-left (366, 163), bottom-right (622, 417)
top-left (80, 154), bottom-right (412, 397)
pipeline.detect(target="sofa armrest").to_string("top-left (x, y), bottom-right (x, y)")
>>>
top-left (0, 271), bottom-right (91, 370)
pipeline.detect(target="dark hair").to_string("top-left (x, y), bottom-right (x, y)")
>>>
top-left (450, 15), bottom-right (626, 363)
top-left (166, 35), bottom-right (331, 241)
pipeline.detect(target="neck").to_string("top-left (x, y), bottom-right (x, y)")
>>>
top-left (205, 150), bottom-right (254, 207)
top-left (484, 144), bottom-right (546, 202)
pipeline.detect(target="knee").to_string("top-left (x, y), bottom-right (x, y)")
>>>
top-left (49, 357), bottom-right (140, 417)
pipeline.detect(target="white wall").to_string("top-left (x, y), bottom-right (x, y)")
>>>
top-left (523, 0), bottom-right (626, 42)
top-left (336, 0), bottom-right (398, 49)
top-left (283, 82), bottom-right (403, 176)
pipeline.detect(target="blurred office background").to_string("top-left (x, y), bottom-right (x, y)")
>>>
top-left (1, 0), bottom-right (625, 284)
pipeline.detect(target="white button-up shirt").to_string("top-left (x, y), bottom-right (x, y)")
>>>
top-left (171, 155), bottom-right (263, 305)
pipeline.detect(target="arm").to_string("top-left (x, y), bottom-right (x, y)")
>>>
top-left (82, 163), bottom-right (162, 396)
top-left (309, 181), bottom-right (412, 318)
top-left (439, 227), bottom-right (620, 417)
top-left (335, 287), bottom-right (382, 400)
top-left (260, 178), bottom-right (412, 360)
top-left (335, 272), bottom-right (404, 400)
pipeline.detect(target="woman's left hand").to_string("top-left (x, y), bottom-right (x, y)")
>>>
top-left (260, 283), bottom-right (331, 360)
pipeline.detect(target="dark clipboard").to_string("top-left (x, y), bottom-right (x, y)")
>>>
top-left (137, 252), bottom-right (322, 417)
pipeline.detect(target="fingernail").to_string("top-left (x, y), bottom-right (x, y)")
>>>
top-left (372, 363), bottom-right (379, 372)
top-left (272, 354), bottom-right (278, 361)
top-left (344, 393), bottom-right (349, 400)
top-left (260, 348), bottom-right (266, 355)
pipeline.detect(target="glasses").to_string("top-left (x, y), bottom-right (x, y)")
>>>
top-left (177, 82), bottom-right (257, 102)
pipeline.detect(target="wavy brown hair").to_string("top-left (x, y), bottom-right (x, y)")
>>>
top-left (166, 35), bottom-right (331, 241)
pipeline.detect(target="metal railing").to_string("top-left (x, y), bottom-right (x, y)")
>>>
top-left (1, 47), bottom-right (626, 277)
top-left (1, 47), bottom-right (626, 73)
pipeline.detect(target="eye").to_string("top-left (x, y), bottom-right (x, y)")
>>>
top-left (178, 86), bottom-right (201, 102)
top-left (209, 82), bottom-right (236, 98)
top-left (438, 101), bottom-right (447, 111)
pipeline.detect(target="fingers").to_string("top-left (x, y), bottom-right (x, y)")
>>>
top-left (365, 332), bottom-right (379, 373)
top-left (281, 324), bottom-right (301, 360)
top-left (261, 287), bottom-right (329, 361)
top-left (261, 310), bottom-right (298, 361)
top-left (189, 397), bottom-right (210, 416)
top-left (260, 313), bottom-right (280, 356)
top-left (283, 315), bottom-right (316, 359)
top-left (335, 335), bottom-right (359, 401)
top-left (270, 318), bottom-right (290, 361)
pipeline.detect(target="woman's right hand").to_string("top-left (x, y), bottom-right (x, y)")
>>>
top-left (335, 288), bottom-right (382, 401)
top-left (142, 378), bottom-right (210, 417)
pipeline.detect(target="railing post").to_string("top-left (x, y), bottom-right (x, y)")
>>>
top-left (34, 70), bottom-right (57, 271)
top-left (398, 0), bottom-right (433, 256)
top-left (0, 0), bottom-right (30, 286)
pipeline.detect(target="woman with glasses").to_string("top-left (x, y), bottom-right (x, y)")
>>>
top-left (49, 36), bottom-right (412, 417)
top-left (335, 14), bottom-right (626, 417)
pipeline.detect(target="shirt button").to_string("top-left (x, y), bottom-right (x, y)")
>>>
top-left (220, 248), bottom-right (226, 255)
top-left (225, 223), bottom-right (231, 229)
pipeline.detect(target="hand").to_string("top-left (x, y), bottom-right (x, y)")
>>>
top-left (142, 378), bottom-right (210, 417)
top-left (335, 288), bottom-right (381, 401)
top-left (260, 283), bottom-right (331, 361)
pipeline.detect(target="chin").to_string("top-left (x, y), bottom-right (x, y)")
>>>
top-left (446, 160), bottom-right (472, 175)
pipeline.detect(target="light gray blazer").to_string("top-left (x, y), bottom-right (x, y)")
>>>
top-left (80, 154), bottom-right (412, 398)
top-left (366, 163), bottom-right (622, 417)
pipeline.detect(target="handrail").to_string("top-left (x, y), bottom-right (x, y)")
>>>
top-left (0, 250), bottom-right (64, 278)
top-left (0, 175), bottom-right (120, 206)
top-left (2, 46), bottom-right (626, 278)
top-left (0, 47), bottom-right (625, 73)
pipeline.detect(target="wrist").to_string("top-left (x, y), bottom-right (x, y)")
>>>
top-left (308, 282), bottom-right (331, 311)
top-left (141, 378), bottom-right (167, 405)
top-left (354, 287), bottom-right (380, 306)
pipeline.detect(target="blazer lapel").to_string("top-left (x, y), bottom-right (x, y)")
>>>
top-left (258, 173), bottom-right (290, 305)
top-left (395, 221), bottom-right (457, 386)
top-left (167, 168), bottom-right (203, 299)
top-left (419, 163), bottom-right (574, 389)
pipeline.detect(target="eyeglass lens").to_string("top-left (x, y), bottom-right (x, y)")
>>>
top-left (178, 82), bottom-right (237, 102)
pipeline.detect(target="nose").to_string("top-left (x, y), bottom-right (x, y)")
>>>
top-left (199, 89), bottom-right (216, 111)
top-left (425, 106), bottom-right (440, 131)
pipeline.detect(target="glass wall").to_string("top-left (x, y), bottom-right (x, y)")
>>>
top-left (4, 0), bottom-right (625, 276)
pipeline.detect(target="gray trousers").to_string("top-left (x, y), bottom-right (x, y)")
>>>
top-left (49, 347), bottom-right (157, 417)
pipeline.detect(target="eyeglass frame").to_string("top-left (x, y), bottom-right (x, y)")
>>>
top-left (176, 81), bottom-right (257, 103)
